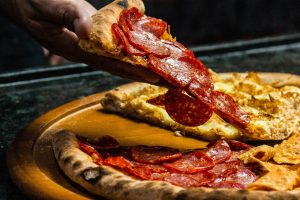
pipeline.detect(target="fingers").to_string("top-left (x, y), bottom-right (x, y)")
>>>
top-left (30, 0), bottom-right (96, 38)
top-left (31, 20), bottom-right (161, 83)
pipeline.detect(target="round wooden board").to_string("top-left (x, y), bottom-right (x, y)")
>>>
top-left (6, 72), bottom-right (300, 200)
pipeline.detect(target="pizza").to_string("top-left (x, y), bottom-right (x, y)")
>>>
top-left (51, 0), bottom-right (300, 199)
top-left (52, 131), bottom-right (300, 200)
top-left (101, 72), bottom-right (300, 141)
top-left (79, 0), bottom-right (251, 130)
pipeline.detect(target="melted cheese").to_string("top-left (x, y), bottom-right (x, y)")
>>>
top-left (101, 72), bottom-right (300, 141)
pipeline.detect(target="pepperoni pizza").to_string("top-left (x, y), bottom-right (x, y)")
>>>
top-left (52, 0), bottom-right (300, 199)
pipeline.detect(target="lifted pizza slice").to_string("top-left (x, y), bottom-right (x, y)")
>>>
top-left (79, 0), bottom-right (252, 130)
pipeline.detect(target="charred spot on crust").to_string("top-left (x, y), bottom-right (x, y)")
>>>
top-left (63, 156), bottom-right (73, 164)
top-left (175, 193), bottom-right (188, 200)
top-left (117, 0), bottom-right (128, 8)
top-left (82, 167), bottom-right (112, 185)
top-left (113, 180), bottom-right (130, 190)
top-left (72, 161), bottom-right (82, 170)
top-left (123, 191), bottom-right (129, 197)
top-left (57, 150), bottom-right (62, 160)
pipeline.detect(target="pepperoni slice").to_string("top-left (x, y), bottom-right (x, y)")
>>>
top-left (78, 141), bottom-right (103, 165)
top-left (187, 79), bottom-right (213, 106)
top-left (164, 89), bottom-right (213, 127)
top-left (212, 91), bottom-right (250, 128)
top-left (146, 94), bottom-right (165, 106)
top-left (128, 162), bottom-right (168, 180)
top-left (129, 16), bottom-right (167, 37)
top-left (111, 23), bottom-right (147, 56)
top-left (149, 55), bottom-right (211, 89)
top-left (226, 150), bottom-right (247, 163)
top-left (131, 145), bottom-right (182, 164)
top-left (127, 31), bottom-right (170, 58)
top-left (208, 161), bottom-right (243, 177)
top-left (148, 55), bottom-right (192, 87)
top-left (89, 135), bottom-right (120, 150)
top-left (163, 151), bottom-right (214, 173)
top-left (227, 140), bottom-right (252, 151)
top-left (162, 40), bottom-right (194, 58)
top-left (103, 156), bottom-right (132, 169)
top-left (224, 168), bottom-right (257, 187)
top-left (201, 140), bottom-right (231, 164)
top-left (119, 9), bottom-right (131, 33)
top-left (163, 172), bottom-right (215, 187)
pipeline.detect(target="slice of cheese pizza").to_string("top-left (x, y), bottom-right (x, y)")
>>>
top-left (101, 72), bottom-right (300, 141)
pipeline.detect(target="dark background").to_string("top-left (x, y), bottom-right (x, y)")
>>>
top-left (0, 0), bottom-right (300, 72)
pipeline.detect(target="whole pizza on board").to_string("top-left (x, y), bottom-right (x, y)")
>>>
top-left (52, 0), bottom-right (300, 199)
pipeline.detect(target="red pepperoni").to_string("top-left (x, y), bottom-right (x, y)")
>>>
top-left (146, 94), bottom-right (165, 106)
top-left (111, 23), bottom-right (147, 56)
top-left (226, 150), bottom-right (247, 163)
top-left (224, 168), bottom-right (257, 187)
top-left (148, 55), bottom-right (191, 87)
top-left (128, 162), bottom-right (168, 180)
top-left (164, 89), bottom-right (213, 127)
top-left (227, 140), bottom-right (252, 151)
top-left (78, 141), bottom-right (103, 165)
top-left (187, 79), bottom-right (213, 106)
top-left (163, 172), bottom-right (215, 187)
top-left (119, 9), bottom-right (131, 33)
top-left (103, 156), bottom-right (132, 169)
top-left (131, 145), bottom-right (182, 164)
top-left (201, 140), bottom-right (231, 164)
top-left (163, 151), bottom-right (214, 174)
top-left (89, 135), bottom-right (120, 150)
top-left (212, 91), bottom-right (250, 128)
top-left (209, 161), bottom-right (243, 177)
top-left (129, 16), bottom-right (167, 37)
top-left (127, 31), bottom-right (170, 58)
top-left (162, 40), bottom-right (194, 58)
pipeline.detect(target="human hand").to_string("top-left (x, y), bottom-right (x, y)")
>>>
top-left (4, 0), bottom-right (160, 83)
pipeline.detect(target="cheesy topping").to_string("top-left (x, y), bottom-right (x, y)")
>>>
top-left (101, 72), bottom-right (300, 141)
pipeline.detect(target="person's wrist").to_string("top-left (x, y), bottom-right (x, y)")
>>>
top-left (0, 0), bottom-right (22, 25)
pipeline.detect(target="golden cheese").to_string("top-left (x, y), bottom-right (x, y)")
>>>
top-left (101, 72), bottom-right (300, 141)
top-left (238, 145), bottom-right (275, 164)
top-left (248, 167), bottom-right (298, 191)
top-left (273, 132), bottom-right (300, 164)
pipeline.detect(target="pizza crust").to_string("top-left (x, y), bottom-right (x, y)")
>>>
top-left (79, 0), bottom-right (148, 67)
top-left (52, 130), bottom-right (300, 200)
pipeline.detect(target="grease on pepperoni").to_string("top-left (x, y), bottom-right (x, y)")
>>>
top-left (78, 141), bottom-right (103, 165)
top-left (201, 140), bottom-right (231, 164)
top-left (164, 89), bottom-right (213, 127)
top-left (213, 91), bottom-right (250, 128)
top-left (127, 31), bottom-right (170, 57)
top-left (227, 140), bottom-right (253, 151)
top-left (111, 23), bottom-right (146, 56)
top-left (131, 145), bottom-right (182, 164)
top-left (163, 151), bottom-right (214, 173)
top-left (163, 172), bottom-right (215, 187)
top-left (146, 94), bottom-right (165, 106)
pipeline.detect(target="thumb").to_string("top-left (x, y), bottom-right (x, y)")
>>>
top-left (32, 0), bottom-right (97, 38)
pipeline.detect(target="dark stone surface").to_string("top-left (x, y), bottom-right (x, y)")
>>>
top-left (0, 46), bottom-right (300, 199)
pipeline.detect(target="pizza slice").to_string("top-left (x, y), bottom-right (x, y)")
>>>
top-left (52, 130), bottom-right (300, 200)
top-left (101, 72), bottom-right (300, 140)
top-left (79, 0), bottom-right (252, 131)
